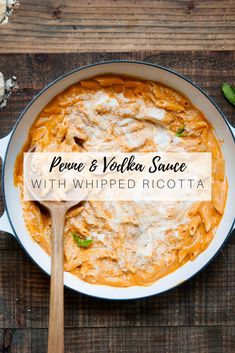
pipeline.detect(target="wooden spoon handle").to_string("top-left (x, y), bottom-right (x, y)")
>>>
top-left (48, 206), bottom-right (66, 353)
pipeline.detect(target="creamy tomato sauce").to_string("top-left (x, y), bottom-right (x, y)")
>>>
top-left (14, 75), bottom-right (227, 287)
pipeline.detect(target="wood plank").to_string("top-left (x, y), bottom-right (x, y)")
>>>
top-left (1, 327), bottom-right (235, 353)
top-left (0, 0), bottom-right (234, 52)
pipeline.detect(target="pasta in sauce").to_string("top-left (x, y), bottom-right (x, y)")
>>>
top-left (14, 75), bottom-right (227, 287)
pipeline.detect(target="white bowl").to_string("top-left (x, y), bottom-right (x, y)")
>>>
top-left (0, 61), bottom-right (234, 300)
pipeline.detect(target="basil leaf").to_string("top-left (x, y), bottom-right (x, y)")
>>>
top-left (72, 233), bottom-right (93, 248)
top-left (221, 83), bottom-right (235, 106)
top-left (176, 127), bottom-right (185, 137)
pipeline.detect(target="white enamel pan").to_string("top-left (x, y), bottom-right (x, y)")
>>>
top-left (0, 61), bottom-right (234, 300)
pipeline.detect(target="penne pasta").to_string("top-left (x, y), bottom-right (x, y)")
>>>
top-left (14, 74), bottom-right (227, 287)
top-left (213, 157), bottom-right (225, 180)
top-left (212, 180), bottom-right (227, 214)
top-left (189, 215), bottom-right (201, 236)
top-left (80, 80), bottom-right (100, 89)
top-left (94, 75), bottom-right (124, 86)
top-left (199, 202), bottom-right (217, 233)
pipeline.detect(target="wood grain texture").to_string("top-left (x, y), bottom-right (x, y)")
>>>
top-left (1, 327), bottom-right (235, 353)
top-left (46, 204), bottom-right (66, 353)
top-left (0, 0), bottom-right (235, 53)
top-left (0, 51), bottom-right (235, 352)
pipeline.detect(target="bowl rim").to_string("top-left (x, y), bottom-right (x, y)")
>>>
top-left (2, 60), bottom-right (235, 300)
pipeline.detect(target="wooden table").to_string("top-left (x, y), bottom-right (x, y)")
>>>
top-left (0, 0), bottom-right (234, 52)
top-left (0, 1), bottom-right (235, 352)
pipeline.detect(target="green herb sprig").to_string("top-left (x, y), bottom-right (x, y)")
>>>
top-left (176, 127), bottom-right (185, 137)
top-left (221, 83), bottom-right (235, 106)
top-left (72, 233), bottom-right (93, 248)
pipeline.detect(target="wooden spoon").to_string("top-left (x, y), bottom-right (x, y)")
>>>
top-left (39, 200), bottom-right (81, 353)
